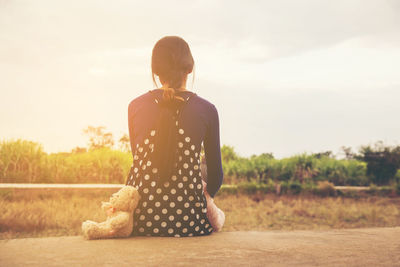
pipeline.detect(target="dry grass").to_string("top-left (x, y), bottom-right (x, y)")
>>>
top-left (1, 189), bottom-right (400, 239)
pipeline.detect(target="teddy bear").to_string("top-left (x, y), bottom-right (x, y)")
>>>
top-left (82, 185), bottom-right (140, 240)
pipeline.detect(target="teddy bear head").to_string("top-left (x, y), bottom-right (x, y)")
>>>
top-left (109, 186), bottom-right (140, 212)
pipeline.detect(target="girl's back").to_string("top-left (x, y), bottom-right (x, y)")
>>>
top-left (126, 88), bottom-right (223, 237)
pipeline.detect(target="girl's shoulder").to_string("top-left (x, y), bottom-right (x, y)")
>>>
top-left (128, 89), bottom-right (218, 114)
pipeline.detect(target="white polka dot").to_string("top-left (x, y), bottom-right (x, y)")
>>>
top-left (179, 129), bottom-right (184, 134)
top-left (174, 234), bottom-right (181, 237)
top-left (189, 221), bottom-right (195, 226)
top-left (154, 215), bottom-right (160, 221)
top-left (146, 221), bottom-right (152, 227)
top-left (175, 121), bottom-right (178, 126)
top-left (176, 209), bottom-right (182, 214)
top-left (143, 188), bottom-right (149, 193)
top-left (147, 208), bottom-right (153, 214)
top-left (178, 142), bottom-right (183, 148)
top-left (162, 208), bottom-right (167, 214)
top-left (152, 168), bottom-right (158, 173)
top-left (156, 188), bottom-right (162, 194)
top-left (136, 144), bottom-right (139, 148)
top-left (189, 196), bottom-right (194, 201)
top-left (183, 215), bottom-right (189, 221)
top-left (144, 139), bottom-right (149, 145)
top-left (200, 230), bottom-right (204, 234)
top-left (183, 163), bottom-right (188, 169)
top-left (155, 201), bottom-right (161, 207)
top-left (172, 175), bottom-right (177, 181)
top-left (144, 152), bottom-right (147, 157)
top-left (147, 161), bottom-right (151, 166)
top-left (184, 202), bottom-right (189, 208)
top-left (195, 226), bottom-right (200, 231)
top-left (142, 202), bottom-right (147, 207)
top-left (169, 215), bottom-right (174, 221)
top-left (178, 169), bottom-right (182, 175)
top-left (161, 222), bottom-right (167, 227)
top-left (135, 208), bottom-right (141, 214)
top-left (177, 196), bottom-right (183, 201)
top-left (202, 208), bottom-right (207, 213)
top-left (150, 130), bottom-right (156, 136)
top-left (139, 215), bottom-right (145, 220)
top-left (164, 182), bottom-right (170, 188)
top-left (195, 202), bottom-right (201, 207)
top-left (183, 176), bottom-right (188, 182)
top-left (195, 152), bottom-right (198, 157)
top-left (142, 165), bottom-right (146, 170)
top-left (188, 233), bottom-right (193, 237)
top-left (134, 167), bottom-right (138, 173)
top-left (176, 222), bottom-right (181, 227)
top-left (139, 160), bottom-right (143, 165)
top-left (194, 165), bottom-right (199, 170)
top-left (170, 202), bottom-right (176, 208)
top-left (153, 228), bottom-right (159, 233)
top-left (139, 227), bottom-right (144, 232)
top-left (151, 181), bottom-right (156, 187)
top-left (144, 174), bottom-right (150, 180)
top-left (189, 170), bottom-right (193, 176)
top-left (190, 158), bottom-right (193, 163)
top-left (193, 178), bottom-right (197, 183)
top-left (138, 147), bottom-right (143, 152)
top-left (197, 184), bottom-right (202, 189)
top-left (149, 195), bottom-right (154, 201)
top-left (178, 183), bottom-right (183, 188)
top-left (134, 154), bottom-right (139, 160)
top-left (182, 228), bottom-right (188, 233)
top-left (185, 137), bottom-right (190, 142)
top-left (189, 184), bottom-right (194, 189)
top-left (163, 195), bottom-right (168, 201)
top-left (190, 208), bottom-right (195, 214)
top-left (201, 219), bottom-right (205, 224)
top-left (184, 150), bottom-right (190, 155)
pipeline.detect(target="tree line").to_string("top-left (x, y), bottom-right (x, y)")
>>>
top-left (0, 126), bottom-right (399, 186)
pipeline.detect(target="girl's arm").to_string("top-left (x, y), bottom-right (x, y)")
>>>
top-left (203, 104), bottom-right (224, 198)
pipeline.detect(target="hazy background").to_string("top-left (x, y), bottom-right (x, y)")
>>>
top-left (1, 0), bottom-right (399, 159)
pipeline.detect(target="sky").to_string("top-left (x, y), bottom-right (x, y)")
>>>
top-left (1, 0), bottom-right (400, 159)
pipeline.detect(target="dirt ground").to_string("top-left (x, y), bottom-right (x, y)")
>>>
top-left (1, 227), bottom-right (400, 266)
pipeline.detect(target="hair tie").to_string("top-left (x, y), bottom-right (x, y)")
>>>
top-left (161, 85), bottom-right (185, 102)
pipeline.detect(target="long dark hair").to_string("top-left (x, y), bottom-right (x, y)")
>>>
top-left (151, 36), bottom-right (194, 102)
top-left (150, 36), bottom-right (196, 182)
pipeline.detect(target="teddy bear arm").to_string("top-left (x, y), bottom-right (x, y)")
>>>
top-left (109, 212), bottom-right (130, 229)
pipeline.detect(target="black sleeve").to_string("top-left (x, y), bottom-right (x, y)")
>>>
top-left (203, 104), bottom-right (224, 198)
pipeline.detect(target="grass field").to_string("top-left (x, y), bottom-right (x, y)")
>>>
top-left (1, 188), bottom-right (400, 239)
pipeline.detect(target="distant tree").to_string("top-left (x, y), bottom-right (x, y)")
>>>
top-left (221, 145), bottom-right (239, 163)
top-left (340, 146), bottom-right (355, 160)
top-left (119, 133), bottom-right (131, 152)
top-left (71, 146), bottom-right (87, 153)
top-left (356, 141), bottom-right (400, 185)
top-left (82, 126), bottom-right (114, 150)
top-left (313, 151), bottom-right (334, 159)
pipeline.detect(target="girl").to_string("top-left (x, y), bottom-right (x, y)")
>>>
top-left (126, 36), bottom-right (225, 237)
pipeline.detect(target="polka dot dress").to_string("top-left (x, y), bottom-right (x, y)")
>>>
top-left (126, 96), bottom-right (214, 237)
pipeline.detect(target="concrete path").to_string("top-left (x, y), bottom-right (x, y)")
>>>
top-left (1, 227), bottom-right (400, 266)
